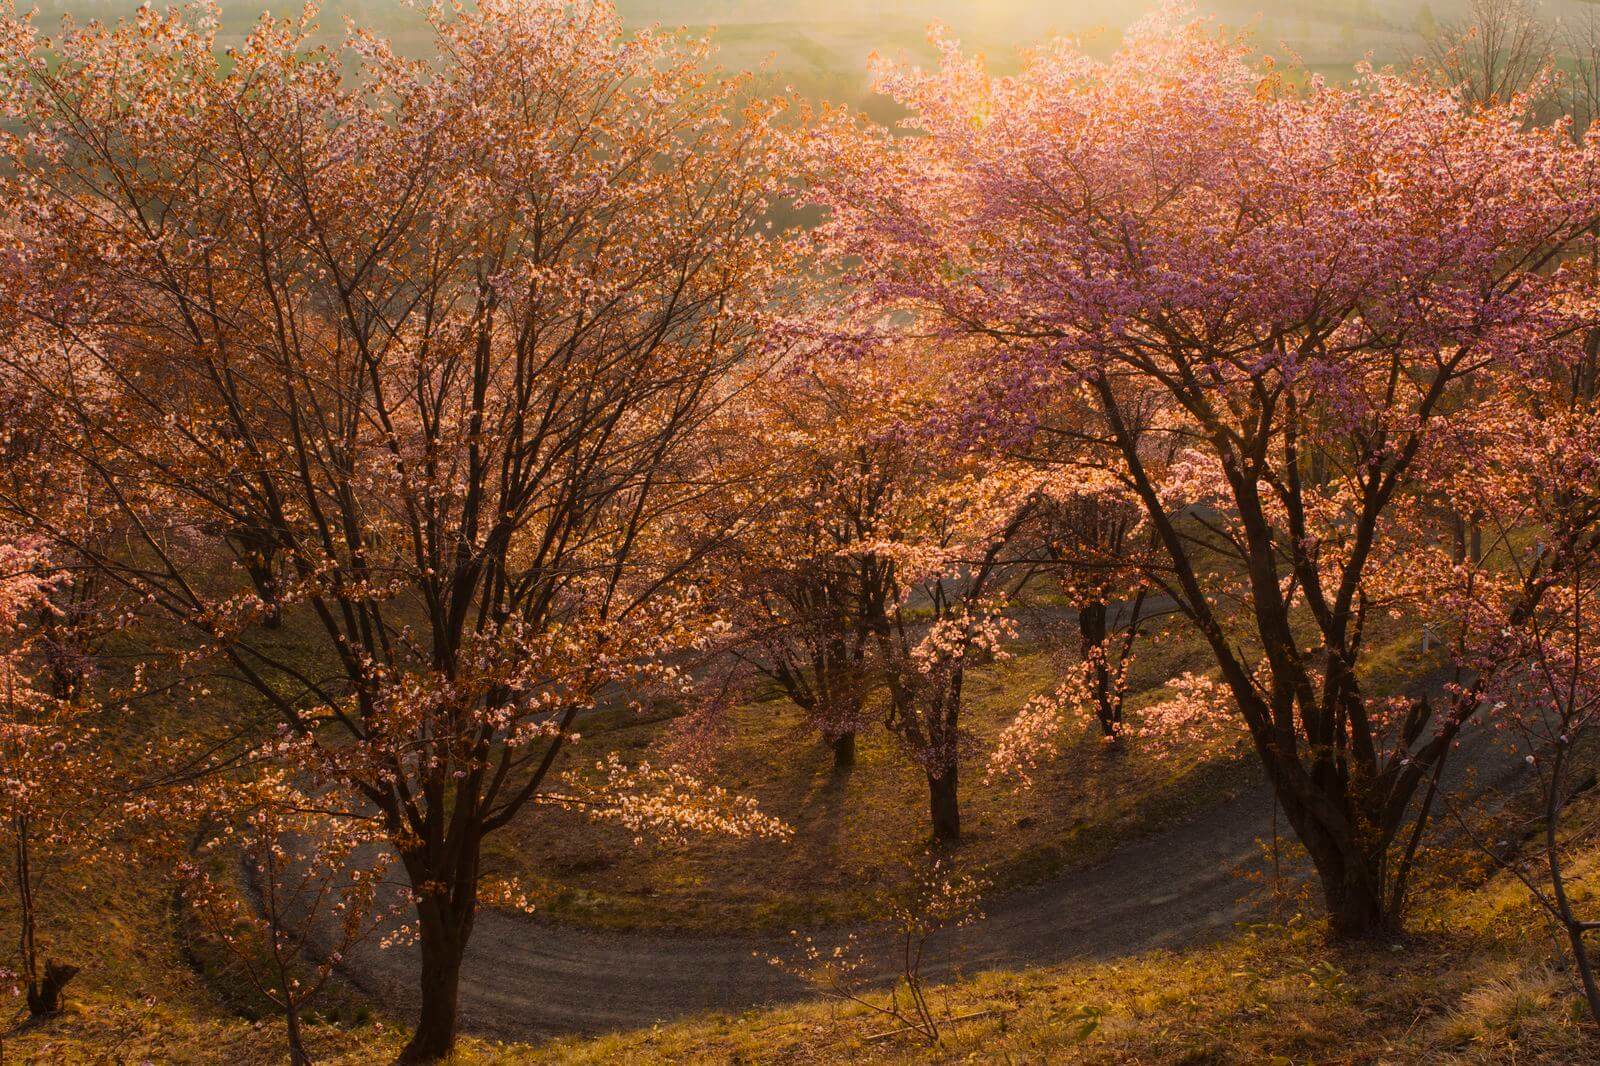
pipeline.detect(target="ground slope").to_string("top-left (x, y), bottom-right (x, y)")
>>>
top-left (342, 714), bottom-right (1532, 1044)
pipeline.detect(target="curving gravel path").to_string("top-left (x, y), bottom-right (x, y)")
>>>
top-left (342, 778), bottom-right (1293, 1042)
top-left (337, 683), bottom-right (1533, 1045)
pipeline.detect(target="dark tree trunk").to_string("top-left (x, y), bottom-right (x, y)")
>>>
top-left (1563, 923), bottom-right (1600, 1026)
top-left (1449, 510), bottom-right (1468, 565)
top-left (1543, 744), bottom-right (1600, 1024)
top-left (1078, 600), bottom-right (1107, 651)
top-left (1322, 866), bottom-right (1388, 940)
top-left (1278, 786), bottom-right (1393, 940)
top-left (39, 602), bottom-right (85, 702)
top-left (230, 526), bottom-right (281, 629)
top-left (286, 1002), bottom-right (313, 1066)
top-left (927, 767), bottom-right (960, 843)
top-left (16, 818), bottom-right (77, 1015)
top-left (831, 730), bottom-right (856, 770)
top-left (26, 960), bottom-right (78, 1016)
top-left (395, 822), bottom-right (482, 1066)
top-left (1078, 600), bottom-right (1120, 739)
top-left (397, 912), bottom-right (467, 1063)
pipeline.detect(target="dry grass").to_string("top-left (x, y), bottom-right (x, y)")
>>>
top-left (523, 878), bottom-right (1600, 1065)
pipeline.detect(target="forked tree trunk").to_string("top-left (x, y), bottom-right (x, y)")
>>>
top-left (1078, 601), bottom-right (1121, 739)
top-left (927, 767), bottom-right (960, 843)
top-left (1276, 786), bottom-right (1394, 940)
top-left (245, 556), bottom-right (281, 630)
top-left (229, 526), bottom-right (281, 629)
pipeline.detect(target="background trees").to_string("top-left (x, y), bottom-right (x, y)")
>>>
top-left (806, 10), bottom-right (1600, 938)
top-left (710, 360), bottom-right (902, 771)
top-left (1017, 398), bottom-right (1163, 745)
top-left (712, 338), bottom-right (1043, 841)
top-left (0, 537), bottom-right (68, 1014)
top-left (1424, 0), bottom-right (1553, 110)
top-left (0, 1), bottom-right (796, 1057)
top-left (810, 340), bottom-right (1042, 844)
top-left (871, 458), bottom-right (1035, 843)
top-left (1443, 339), bottom-right (1600, 1022)
top-left (0, 538), bottom-right (116, 1015)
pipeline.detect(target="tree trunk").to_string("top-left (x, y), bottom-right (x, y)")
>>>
top-left (396, 911), bottom-right (467, 1063)
top-left (1078, 601), bottom-right (1107, 650)
top-left (246, 557), bottom-right (281, 630)
top-left (831, 730), bottom-right (856, 770)
top-left (1323, 869), bottom-right (1388, 940)
top-left (16, 817), bottom-right (76, 1015)
top-left (39, 603), bottom-right (85, 702)
top-left (1564, 923), bottom-right (1600, 1026)
top-left (1078, 601), bottom-right (1119, 739)
top-left (25, 960), bottom-right (78, 1016)
top-left (1290, 803), bottom-right (1392, 940)
top-left (927, 767), bottom-right (960, 844)
top-left (286, 1002), bottom-right (314, 1066)
top-left (231, 526), bottom-right (281, 629)
top-left (1544, 743), bottom-right (1600, 1025)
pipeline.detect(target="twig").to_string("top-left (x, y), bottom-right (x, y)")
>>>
top-left (862, 1008), bottom-right (1003, 1044)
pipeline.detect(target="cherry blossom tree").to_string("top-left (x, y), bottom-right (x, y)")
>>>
top-left (840, 342), bottom-right (1042, 842)
top-left (1441, 345), bottom-right (1600, 1020)
top-left (0, 538), bottom-right (113, 1015)
top-left (991, 392), bottom-right (1170, 770)
top-left (706, 358), bottom-right (907, 770)
top-left (180, 765), bottom-right (396, 1066)
top-left (1467, 561), bottom-right (1600, 1024)
top-left (874, 518), bottom-right (1030, 844)
top-left (0, 2), bottom-right (798, 1057)
top-left (1022, 455), bottom-right (1157, 743)
top-left (806, 9), bottom-right (1600, 936)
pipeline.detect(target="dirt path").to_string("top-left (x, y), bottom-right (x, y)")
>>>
top-left (338, 774), bottom-right (1310, 1042)
top-left (338, 680), bottom-right (1531, 1044)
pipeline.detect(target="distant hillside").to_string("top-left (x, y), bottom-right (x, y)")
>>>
top-left (26, 1), bottom-right (1600, 103)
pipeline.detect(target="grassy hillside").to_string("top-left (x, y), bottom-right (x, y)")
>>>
top-left (23, 1), bottom-right (1548, 112)
top-left (483, 616), bottom-right (1247, 933)
top-left (6, 783), bottom-right (1599, 1063)
top-left (538, 872), bottom-right (1600, 1064)
top-left (0, 568), bottom-right (1461, 1061)
top-left (2, 612), bottom-right (1575, 1064)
